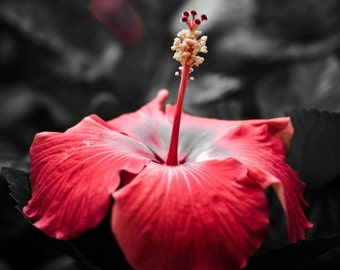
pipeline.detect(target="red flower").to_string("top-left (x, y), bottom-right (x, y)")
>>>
top-left (23, 11), bottom-right (312, 270)
top-left (24, 89), bottom-right (311, 270)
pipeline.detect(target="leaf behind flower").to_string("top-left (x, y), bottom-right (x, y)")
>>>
top-left (1, 167), bottom-right (31, 214)
top-left (287, 109), bottom-right (340, 188)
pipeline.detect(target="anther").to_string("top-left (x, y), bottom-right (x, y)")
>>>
top-left (182, 11), bottom-right (189, 17)
top-left (181, 17), bottom-right (188, 23)
top-left (190, 10), bottom-right (197, 16)
top-left (201, 14), bottom-right (208, 21)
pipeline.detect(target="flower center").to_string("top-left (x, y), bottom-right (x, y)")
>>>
top-left (166, 10), bottom-right (208, 166)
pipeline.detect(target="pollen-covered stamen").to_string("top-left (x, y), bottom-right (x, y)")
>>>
top-left (171, 10), bottom-right (208, 78)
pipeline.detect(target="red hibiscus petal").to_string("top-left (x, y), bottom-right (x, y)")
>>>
top-left (235, 117), bottom-right (294, 153)
top-left (24, 115), bottom-right (154, 240)
top-left (89, 0), bottom-right (143, 43)
top-left (108, 89), bottom-right (172, 163)
top-left (210, 123), bottom-right (312, 242)
top-left (112, 159), bottom-right (269, 270)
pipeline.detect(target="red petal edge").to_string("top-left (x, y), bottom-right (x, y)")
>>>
top-left (112, 159), bottom-right (270, 270)
top-left (210, 120), bottom-right (312, 242)
top-left (24, 115), bottom-right (153, 240)
top-left (247, 165), bottom-right (313, 242)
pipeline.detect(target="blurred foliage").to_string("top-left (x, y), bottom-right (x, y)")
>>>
top-left (1, 0), bottom-right (340, 269)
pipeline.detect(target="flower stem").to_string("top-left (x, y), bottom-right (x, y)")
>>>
top-left (166, 62), bottom-right (190, 166)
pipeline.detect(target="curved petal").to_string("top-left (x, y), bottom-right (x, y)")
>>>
top-left (209, 123), bottom-right (312, 242)
top-left (108, 90), bottom-right (172, 162)
top-left (24, 115), bottom-right (154, 240)
top-left (112, 159), bottom-right (269, 270)
top-left (236, 117), bottom-right (294, 154)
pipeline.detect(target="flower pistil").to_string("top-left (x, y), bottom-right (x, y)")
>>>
top-left (166, 10), bottom-right (208, 166)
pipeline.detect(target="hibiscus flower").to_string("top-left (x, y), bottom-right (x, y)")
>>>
top-left (23, 10), bottom-right (312, 270)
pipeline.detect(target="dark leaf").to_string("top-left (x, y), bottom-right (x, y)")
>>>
top-left (1, 167), bottom-right (31, 213)
top-left (70, 216), bottom-right (133, 270)
top-left (287, 109), bottom-right (340, 188)
top-left (305, 174), bottom-right (340, 239)
top-left (246, 235), bottom-right (340, 270)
